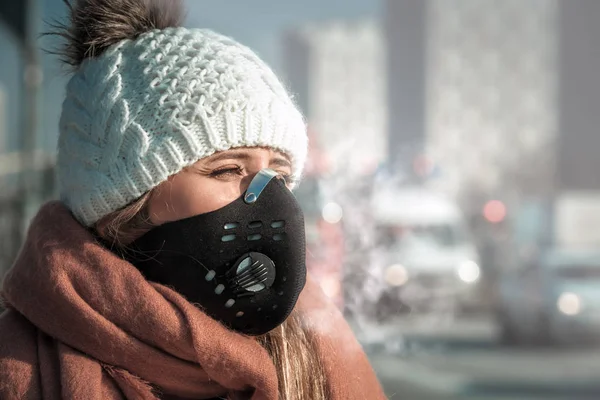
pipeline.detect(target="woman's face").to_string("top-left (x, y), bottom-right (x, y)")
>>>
top-left (148, 147), bottom-right (294, 225)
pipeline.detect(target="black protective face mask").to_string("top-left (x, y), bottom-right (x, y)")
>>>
top-left (125, 169), bottom-right (306, 335)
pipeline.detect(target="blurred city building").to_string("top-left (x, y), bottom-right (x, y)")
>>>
top-left (385, 0), bottom-right (427, 174)
top-left (552, 0), bottom-right (600, 249)
top-left (409, 0), bottom-right (600, 251)
top-left (557, 0), bottom-right (600, 193)
top-left (423, 0), bottom-right (558, 204)
top-left (381, 0), bottom-right (600, 315)
top-left (283, 19), bottom-right (388, 176)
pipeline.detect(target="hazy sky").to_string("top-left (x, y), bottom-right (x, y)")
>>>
top-left (185, 0), bottom-right (380, 71)
top-left (0, 0), bottom-right (380, 152)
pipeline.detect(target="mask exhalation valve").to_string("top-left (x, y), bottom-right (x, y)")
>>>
top-left (228, 252), bottom-right (276, 297)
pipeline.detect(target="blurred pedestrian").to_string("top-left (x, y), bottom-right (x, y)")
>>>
top-left (0, 1), bottom-right (385, 399)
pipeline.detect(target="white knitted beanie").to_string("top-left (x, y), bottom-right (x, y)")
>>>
top-left (57, 14), bottom-right (307, 226)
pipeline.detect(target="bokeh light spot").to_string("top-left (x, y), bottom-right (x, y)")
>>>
top-left (385, 264), bottom-right (409, 287)
top-left (322, 202), bottom-right (343, 224)
top-left (483, 200), bottom-right (507, 223)
top-left (558, 292), bottom-right (582, 316)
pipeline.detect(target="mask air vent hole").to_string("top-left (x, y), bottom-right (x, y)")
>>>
top-left (221, 234), bottom-right (236, 242)
top-left (248, 221), bottom-right (262, 229)
top-left (215, 284), bottom-right (225, 294)
top-left (272, 305), bottom-right (278, 310)
top-left (224, 223), bottom-right (239, 230)
top-left (273, 233), bottom-right (286, 241)
top-left (271, 220), bottom-right (285, 228)
top-left (247, 234), bottom-right (262, 241)
top-left (205, 270), bottom-right (216, 281)
top-left (236, 311), bottom-right (244, 317)
top-left (225, 299), bottom-right (235, 308)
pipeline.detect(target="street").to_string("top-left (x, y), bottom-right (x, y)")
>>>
top-left (350, 315), bottom-right (600, 399)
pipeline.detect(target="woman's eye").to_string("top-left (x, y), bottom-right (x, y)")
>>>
top-left (210, 167), bottom-right (244, 178)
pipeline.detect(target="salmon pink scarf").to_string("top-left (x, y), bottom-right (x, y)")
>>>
top-left (0, 202), bottom-right (385, 400)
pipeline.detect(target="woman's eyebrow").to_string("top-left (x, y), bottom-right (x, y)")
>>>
top-left (206, 151), bottom-right (252, 163)
top-left (204, 150), bottom-right (292, 168)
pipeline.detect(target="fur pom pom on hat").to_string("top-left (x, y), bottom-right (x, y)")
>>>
top-left (55, 0), bottom-right (307, 226)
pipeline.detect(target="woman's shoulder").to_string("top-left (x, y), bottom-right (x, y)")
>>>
top-left (0, 308), bottom-right (41, 399)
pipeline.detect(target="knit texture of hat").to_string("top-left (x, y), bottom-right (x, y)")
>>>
top-left (58, 27), bottom-right (307, 226)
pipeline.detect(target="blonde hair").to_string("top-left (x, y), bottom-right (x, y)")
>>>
top-left (95, 194), bottom-right (328, 400)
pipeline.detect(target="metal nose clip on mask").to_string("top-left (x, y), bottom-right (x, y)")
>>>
top-left (125, 169), bottom-right (307, 335)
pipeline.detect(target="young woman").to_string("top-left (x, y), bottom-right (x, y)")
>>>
top-left (0, 0), bottom-right (386, 399)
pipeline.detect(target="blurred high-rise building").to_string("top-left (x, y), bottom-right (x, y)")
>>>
top-left (552, 0), bottom-right (600, 248)
top-left (421, 0), bottom-right (559, 201)
top-left (283, 20), bottom-right (388, 175)
top-left (385, 0), bottom-right (428, 173)
top-left (556, 0), bottom-right (600, 192)
top-left (385, 0), bottom-right (600, 250)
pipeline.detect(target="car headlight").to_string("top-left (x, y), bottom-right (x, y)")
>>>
top-left (457, 260), bottom-right (480, 283)
top-left (557, 292), bottom-right (582, 316)
top-left (385, 264), bottom-right (409, 287)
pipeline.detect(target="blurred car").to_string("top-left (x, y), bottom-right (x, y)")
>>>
top-left (496, 247), bottom-right (600, 345)
top-left (371, 187), bottom-right (483, 319)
